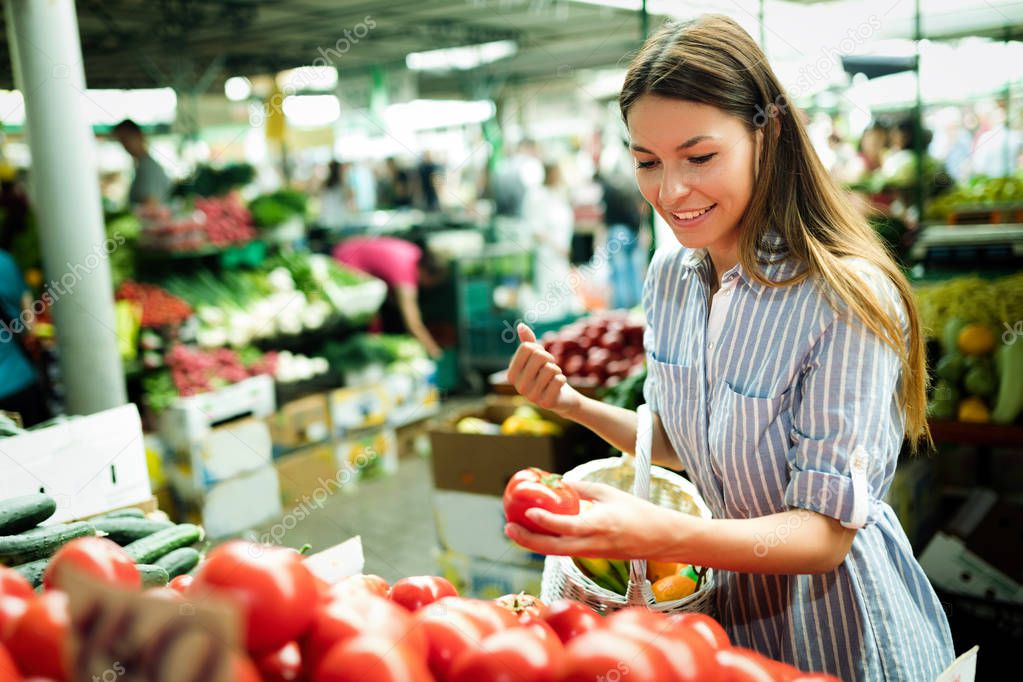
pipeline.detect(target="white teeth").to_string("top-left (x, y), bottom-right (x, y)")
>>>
top-left (672, 205), bottom-right (713, 221)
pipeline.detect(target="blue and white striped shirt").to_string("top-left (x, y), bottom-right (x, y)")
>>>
top-left (642, 243), bottom-right (955, 681)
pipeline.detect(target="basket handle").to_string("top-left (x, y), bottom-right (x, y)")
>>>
top-left (625, 404), bottom-right (654, 606)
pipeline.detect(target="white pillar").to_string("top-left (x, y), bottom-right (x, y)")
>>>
top-left (5, 0), bottom-right (126, 414)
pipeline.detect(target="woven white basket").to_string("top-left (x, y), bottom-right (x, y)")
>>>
top-left (540, 404), bottom-right (716, 616)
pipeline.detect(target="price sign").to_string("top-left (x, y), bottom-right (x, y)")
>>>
top-left (64, 569), bottom-right (241, 682)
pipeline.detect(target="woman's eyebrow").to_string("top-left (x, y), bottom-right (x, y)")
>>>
top-left (630, 135), bottom-right (717, 154)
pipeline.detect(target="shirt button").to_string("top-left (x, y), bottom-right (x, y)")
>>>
top-left (708, 341), bottom-right (715, 349)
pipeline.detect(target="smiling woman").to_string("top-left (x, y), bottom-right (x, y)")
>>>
top-left (504, 13), bottom-right (956, 682)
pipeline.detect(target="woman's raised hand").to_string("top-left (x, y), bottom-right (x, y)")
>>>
top-left (506, 323), bottom-right (582, 416)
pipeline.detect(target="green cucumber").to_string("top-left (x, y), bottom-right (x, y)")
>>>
top-left (0, 521), bottom-right (95, 565)
top-left (11, 558), bottom-right (49, 587)
top-left (137, 564), bottom-right (170, 588)
top-left (123, 524), bottom-right (203, 564)
top-left (92, 518), bottom-right (174, 545)
top-left (153, 547), bottom-right (201, 578)
top-left (96, 508), bottom-right (146, 520)
top-left (0, 493), bottom-right (57, 535)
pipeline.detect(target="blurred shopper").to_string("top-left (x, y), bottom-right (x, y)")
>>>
top-left (0, 248), bottom-right (48, 426)
top-left (972, 102), bottom-right (1021, 178)
top-left (333, 236), bottom-right (443, 358)
top-left (929, 107), bottom-right (974, 183)
top-left (848, 123), bottom-right (889, 181)
top-left (416, 151), bottom-right (443, 211)
top-left (597, 171), bottom-right (646, 310)
top-left (522, 163), bottom-right (575, 319)
top-left (111, 119), bottom-right (170, 208)
top-left (378, 157), bottom-right (415, 209)
top-left (319, 160), bottom-right (354, 229)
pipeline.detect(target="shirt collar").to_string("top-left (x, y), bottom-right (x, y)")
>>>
top-left (677, 232), bottom-right (803, 294)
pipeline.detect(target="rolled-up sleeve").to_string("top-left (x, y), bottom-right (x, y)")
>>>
top-left (784, 270), bottom-right (906, 529)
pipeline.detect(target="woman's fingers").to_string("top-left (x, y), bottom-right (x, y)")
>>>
top-left (524, 507), bottom-right (588, 536)
top-left (518, 322), bottom-right (537, 344)
top-left (504, 523), bottom-right (599, 557)
top-left (538, 373), bottom-right (567, 407)
top-left (567, 480), bottom-right (628, 503)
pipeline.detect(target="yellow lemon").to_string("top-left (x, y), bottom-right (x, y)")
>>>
top-left (958, 396), bottom-right (991, 423)
top-left (957, 324), bottom-right (997, 356)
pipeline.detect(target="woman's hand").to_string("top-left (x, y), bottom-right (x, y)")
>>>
top-left (504, 479), bottom-right (686, 561)
top-left (506, 323), bottom-right (582, 417)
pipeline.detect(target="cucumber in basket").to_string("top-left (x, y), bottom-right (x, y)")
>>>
top-left (92, 517), bottom-right (174, 545)
top-left (123, 524), bottom-right (203, 564)
top-left (153, 547), bottom-right (201, 579)
top-left (137, 564), bottom-right (170, 588)
top-left (0, 493), bottom-right (57, 535)
top-left (0, 521), bottom-right (95, 565)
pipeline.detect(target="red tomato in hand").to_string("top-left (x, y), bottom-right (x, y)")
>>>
top-left (0, 569), bottom-right (32, 602)
top-left (303, 594), bottom-right (428, 675)
top-left (190, 541), bottom-right (317, 654)
top-left (314, 636), bottom-right (432, 682)
top-left (0, 597), bottom-right (28, 642)
top-left (503, 468), bottom-right (580, 535)
top-left (256, 641), bottom-right (302, 682)
top-left (667, 612), bottom-right (731, 651)
top-left (42, 537), bottom-right (140, 591)
top-left (449, 626), bottom-right (563, 682)
top-left (541, 599), bottom-right (601, 644)
top-left (494, 593), bottom-right (547, 622)
top-left (387, 575), bottom-right (458, 611)
top-left (167, 574), bottom-right (193, 594)
top-left (559, 629), bottom-right (674, 682)
top-left (7, 591), bottom-right (68, 681)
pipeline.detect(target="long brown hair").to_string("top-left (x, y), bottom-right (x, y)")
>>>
top-left (621, 15), bottom-right (931, 451)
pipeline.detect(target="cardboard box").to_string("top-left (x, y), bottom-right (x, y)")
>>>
top-left (396, 417), bottom-right (434, 459)
top-left (434, 489), bottom-right (546, 566)
top-left (919, 532), bottom-right (1023, 603)
top-left (275, 443), bottom-right (341, 508)
top-left (0, 404), bottom-right (152, 524)
top-left (429, 396), bottom-right (579, 496)
top-left (328, 385), bottom-right (392, 437)
top-left (169, 463), bottom-right (283, 539)
top-left (191, 417), bottom-right (273, 489)
top-left (437, 549), bottom-right (544, 600)
top-left (335, 426), bottom-right (398, 484)
top-left (267, 393), bottom-right (331, 454)
top-left (943, 488), bottom-right (1023, 585)
top-left (159, 374), bottom-right (276, 454)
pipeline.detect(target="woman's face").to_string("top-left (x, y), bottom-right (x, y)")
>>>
top-left (627, 95), bottom-right (758, 253)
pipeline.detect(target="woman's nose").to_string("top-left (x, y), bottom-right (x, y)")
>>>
top-left (659, 169), bottom-right (693, 206)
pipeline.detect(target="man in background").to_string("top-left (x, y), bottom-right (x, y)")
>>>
top-left (112, 119), bottom-right (171, 208)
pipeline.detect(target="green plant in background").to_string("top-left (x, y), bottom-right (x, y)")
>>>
top-left (249, 190), bottom-right (308, 228)
top-left (172, 163), bottom-right (255, 198)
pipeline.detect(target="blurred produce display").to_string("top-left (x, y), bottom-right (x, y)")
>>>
top-left (248, 189), bottom-right (308, 228)
top-left (926, 175), bottom-right (1023, 221)
top-left (171, 162), bottom-right (255, 198)
top-left (115, 281), bottom-right (192, 328)
top-left (540, 311), bottom-right (646, 389)
top-left (138, 196), bottom-right (256, 252)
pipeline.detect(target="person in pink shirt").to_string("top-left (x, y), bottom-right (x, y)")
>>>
top-left (333, 236), bottom-right (443, 358)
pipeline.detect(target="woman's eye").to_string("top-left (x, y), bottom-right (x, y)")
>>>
top-left (689, 153), bottom-right (716, 165)
top-left (635, 159), bottom-right (658, 169)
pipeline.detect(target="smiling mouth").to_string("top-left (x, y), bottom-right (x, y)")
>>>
top-left (670, 204), bottom-right (716, 221)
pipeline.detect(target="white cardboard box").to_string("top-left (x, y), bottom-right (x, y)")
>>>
top-left (0, 404), bottom-right (151, 523)
top-left (433, 489), bottom-right (546, 567)
top-left (192, 418), bottom-right (273, 489)
top-left (169, 463), bottom-right (283, 539)
top-left (159, 375), bottom-right (276, 453)
top-left (919, 532), bottom-right (1023, 603)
